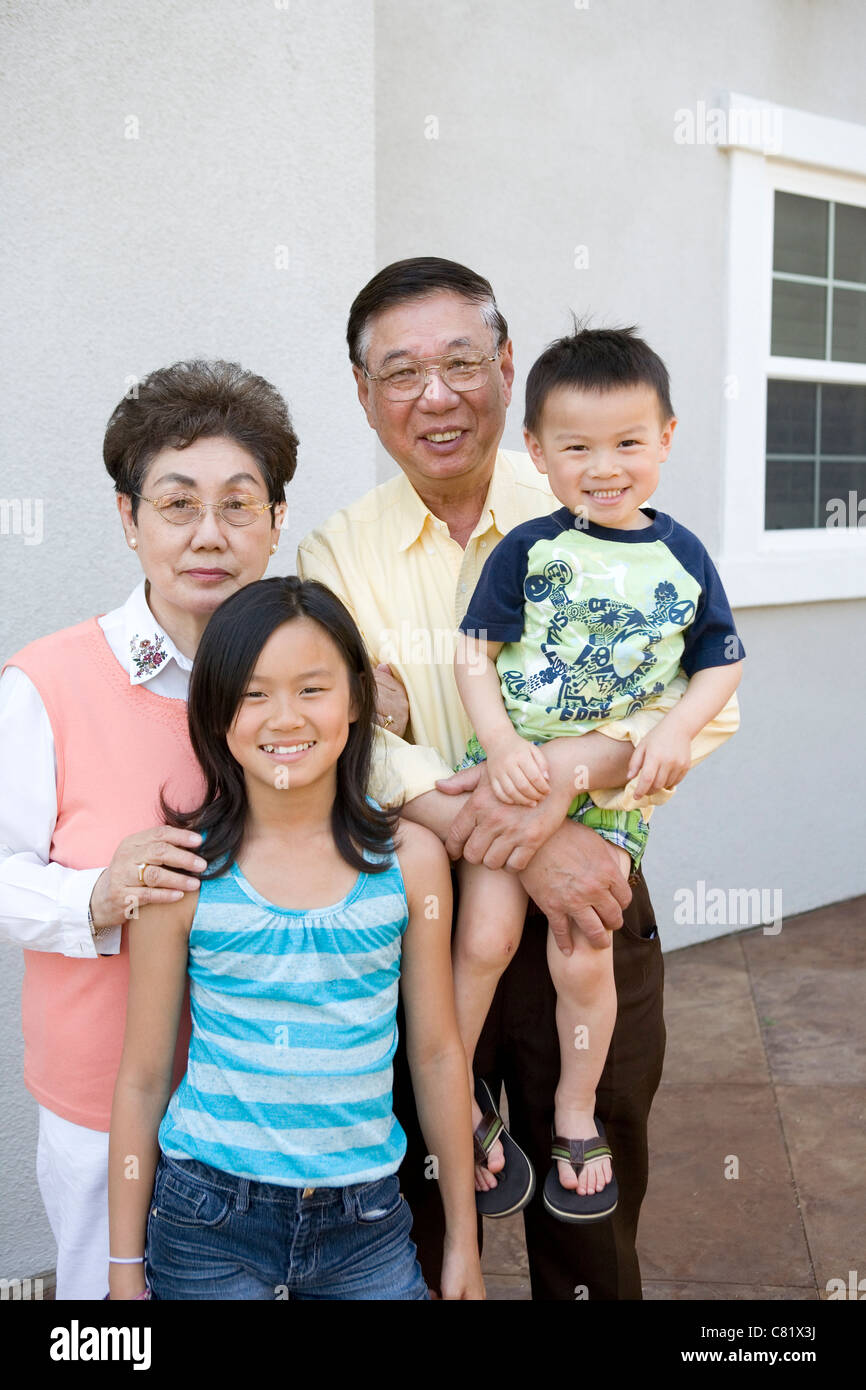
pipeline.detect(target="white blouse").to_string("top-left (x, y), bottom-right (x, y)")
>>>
top-left (0, 582), bottom-right (192, 958)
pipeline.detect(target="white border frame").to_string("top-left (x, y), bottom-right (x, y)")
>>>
top-left (716, 94), bottom-right (866, 607)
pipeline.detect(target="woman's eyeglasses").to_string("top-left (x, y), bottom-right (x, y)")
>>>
top-left (135, 493), bottom-right (273, 527)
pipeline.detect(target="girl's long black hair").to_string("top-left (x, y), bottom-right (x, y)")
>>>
top-left (161, 576), bottom-right (402, 877)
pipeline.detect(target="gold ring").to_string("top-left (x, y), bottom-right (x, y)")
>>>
top-left (137, 862), bottom-right (149, 886)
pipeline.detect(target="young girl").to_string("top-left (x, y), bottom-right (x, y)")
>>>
top-left (107, 576), bottom-right (483, 1300)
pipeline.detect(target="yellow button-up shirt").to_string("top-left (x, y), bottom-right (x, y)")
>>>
top-left (297, 449), bottom-right (738, 807)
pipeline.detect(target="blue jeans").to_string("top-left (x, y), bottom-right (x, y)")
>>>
top-left (145, 1153), bottom-right (429, 1300)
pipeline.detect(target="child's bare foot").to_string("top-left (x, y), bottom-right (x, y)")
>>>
top-left (554, 1106), bottom-right (612, 1195)
top-left (472, 1094), bottom-right (505, 1192)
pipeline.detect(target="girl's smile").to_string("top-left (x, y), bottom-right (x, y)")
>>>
top-left (257, 740), bottom-right (317, 762)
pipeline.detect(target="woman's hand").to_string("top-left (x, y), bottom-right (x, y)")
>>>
top-left (439, 1241), bottom-right (486, 1301)
top-left (89, 826), bottom-right (206, 929)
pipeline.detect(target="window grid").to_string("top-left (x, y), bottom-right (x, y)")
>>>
top-left (769, 196), bottom-right (866, 527)
top-left (771, 196), bottom-right (866, 362)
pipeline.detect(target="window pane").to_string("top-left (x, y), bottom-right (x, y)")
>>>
top-left (834, 203), bottom-right (866, 285)
top-left (821, 384), bottom-right (866, 455)
top-left (766, 380), bottom-right (817, 454)
top-left (771, 280), bottom-right (826, 357)
top-left (764, 457), bottom-right (816, 529)
top-left (819, 462), bottom-right (866, 527)
top-left (773, 192), bottom-right (828, 277)
top-left (831, 288), bottom-right (866, 363)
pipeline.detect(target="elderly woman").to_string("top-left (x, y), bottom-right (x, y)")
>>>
top-left (0, 360), bottom-right (298, 1299)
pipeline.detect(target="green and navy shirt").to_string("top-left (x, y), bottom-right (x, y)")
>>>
top-left (459, 507), bottom-right (744, 745)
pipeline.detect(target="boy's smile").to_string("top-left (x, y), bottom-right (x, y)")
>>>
top-left (524, 383), bottom-right (677, 530)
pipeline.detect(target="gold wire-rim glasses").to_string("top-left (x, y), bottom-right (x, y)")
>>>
top-left (363, 349), bottom-right (501, 400)
top-left (134, 492), bottom-right (274, 526)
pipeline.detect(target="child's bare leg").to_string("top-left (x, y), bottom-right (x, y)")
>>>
top-left (454, 861), bottom-right (528, 1192)
top-left (545, 847), bottom-right (630, 1194)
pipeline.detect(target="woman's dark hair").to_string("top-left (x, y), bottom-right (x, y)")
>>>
top-left (161, 576), bottom-right (401, 878)
top-left (103, 360), bottom-right (299, 522)
top-left (347, 256), bottom-right (509, 369)
top-left (524, 323), bottom-right (675, 435)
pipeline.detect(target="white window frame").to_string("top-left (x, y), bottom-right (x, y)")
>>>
top-left (716, 93), bottom-right (866, 607)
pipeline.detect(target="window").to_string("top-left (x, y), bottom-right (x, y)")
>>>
top-left (766, 192), bottom-right (866, 530)
top-left (717, 94), bottom-right (866, 606)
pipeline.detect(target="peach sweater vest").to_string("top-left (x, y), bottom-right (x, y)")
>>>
top-left (5, 617), bottom-right (203, 1129)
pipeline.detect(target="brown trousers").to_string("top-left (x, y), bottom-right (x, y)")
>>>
top-left (392, 865), bottom-right (666, 1300)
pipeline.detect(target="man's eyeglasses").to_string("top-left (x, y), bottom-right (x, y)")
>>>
top-left (364, 349), bottom-right (501, 401)
top-left (135, 493), bottom-right (273, 526)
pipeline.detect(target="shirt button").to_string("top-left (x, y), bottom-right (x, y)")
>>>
top-left (424, 544), bottom-right (434, 555)
top-left (480, 541), bottom-right (488, 549)
top-left (460, 583), bottom-right (467, 592)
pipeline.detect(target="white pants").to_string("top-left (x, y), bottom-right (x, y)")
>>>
top-left (36, 1105), bottom-right (110, 1300)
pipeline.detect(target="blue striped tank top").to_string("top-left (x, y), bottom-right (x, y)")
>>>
top-left (158, 846), bottom-right (409, 1187)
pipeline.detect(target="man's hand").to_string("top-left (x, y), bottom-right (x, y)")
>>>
top-left (436, 761), bottom-right (573, 871)
top-left (373, 662), bottom-right (409, 737)
top-left (519, 820), bottom-right (632, 955)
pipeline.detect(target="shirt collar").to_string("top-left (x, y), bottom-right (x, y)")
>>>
top-left (394, 472), bottom-right (435, 552)
top-left (122, 580), bottom-right (194, 686)
top-left (478, 450), bottom-right (523, 540)
top-left (395, 450), bottom-right (521, 552)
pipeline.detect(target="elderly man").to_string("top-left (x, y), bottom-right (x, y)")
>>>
top-left (297, 258), bottom-right (737, 1300)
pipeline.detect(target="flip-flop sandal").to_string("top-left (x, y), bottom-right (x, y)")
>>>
top-left (542, 1118), bottom-right (618, 1224)
top-left (473, 1077), bottom-right (536, 1219)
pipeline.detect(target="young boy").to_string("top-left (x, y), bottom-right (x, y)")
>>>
top-left (448, 326), bottom-right (744, 1222)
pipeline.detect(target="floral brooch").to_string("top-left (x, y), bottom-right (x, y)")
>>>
top-left (130, 632), bottom-right (167, 680)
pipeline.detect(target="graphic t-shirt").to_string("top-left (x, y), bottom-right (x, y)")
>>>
top-left (459, 507), bottom-right (744, 744)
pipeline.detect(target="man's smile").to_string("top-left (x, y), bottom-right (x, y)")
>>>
top-left (417, 426), bottom-right (469, 454)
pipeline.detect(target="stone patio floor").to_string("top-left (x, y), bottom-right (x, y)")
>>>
top-left (481, 895), bottom-right (866, 1300)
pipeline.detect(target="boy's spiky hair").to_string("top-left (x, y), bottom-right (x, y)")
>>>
top-left (524, 320), bottom-right (675, 434)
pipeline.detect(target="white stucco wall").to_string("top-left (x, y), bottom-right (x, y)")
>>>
top-left (0, 0), bottom-right (376, 1283)
top-left (373, 0), bottom-right (866, 946)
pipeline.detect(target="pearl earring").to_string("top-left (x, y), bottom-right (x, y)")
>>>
top-left (271, 544), bottom-right (277, 554)
top-left (129, 538), bottom-right (137, 550)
